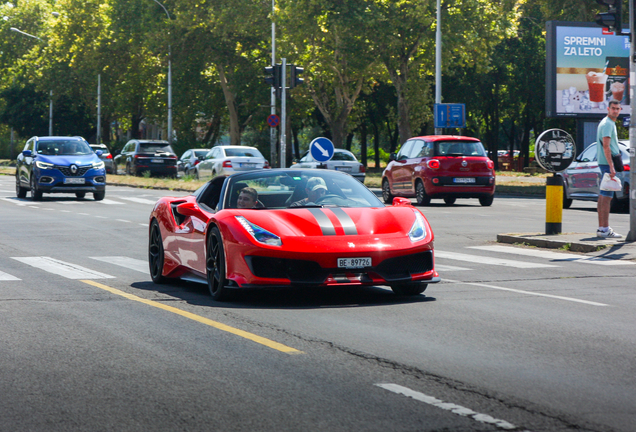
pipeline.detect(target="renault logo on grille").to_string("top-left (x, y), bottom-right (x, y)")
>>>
top-left (70, 164), bottom-right (78, 174)
top-left (461, 160), bottom-right (468, 167)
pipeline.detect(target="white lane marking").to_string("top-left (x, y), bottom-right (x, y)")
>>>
top-left (0, 270), bottom-right (20, 281)
top-left (435, 251), bottom-right (557, 268)
top-left (97, 198), bottom-right (125, 205)
top-left (444, 278), bottom-right (608, 306)
top-left (119, 197), bottom-right (158, 205)
top-left (11, 257), bottom-right (115, 280)
top-left (435, 264), bottom-right (471, 272)
top-left (0, 197), bottom-right (39, 206)
top-left (376, 383), bottom-right (517, 430)
top-left (469, 245), bottom-right (635, 266)
top-left (90, 256), bottom-right (148, 273)
top-left (116, 219), bottom-right (131, 223)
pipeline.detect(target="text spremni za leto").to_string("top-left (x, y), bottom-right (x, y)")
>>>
top-left (563, 36), bottom-right (605, 56)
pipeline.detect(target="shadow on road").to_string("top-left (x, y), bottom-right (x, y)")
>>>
top-left (131, 280), bottom-right (436, 310)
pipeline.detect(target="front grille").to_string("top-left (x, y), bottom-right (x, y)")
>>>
top-left (246, 251), bottom-right (434, 285)
top-left (57, 166), bottom-right (90, 176)
top-left (375, 251), bottom-right (434, 281)
top-left (246, 256), bottom-right (327, 284)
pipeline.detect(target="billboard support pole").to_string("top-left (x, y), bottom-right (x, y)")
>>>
top-left (627, 0), bottom-right (636, 241)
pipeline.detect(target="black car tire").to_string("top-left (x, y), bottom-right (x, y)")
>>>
top-left (479, 195), bottom-right (494, 206)
top-left (126, 163), bottom-right (133, 176)
top-left (149, 219), bottom-right (167, 284)
top-left (562, 186), bottom-right (572, 209)
top-left (76, 192), bottom-right (86, 199)
top-left (443, 197), bottom-right (456, 205)
top-left (415, 180), bottom-right (430, 206)
top-left (16, 177), bottom-right (27, 198)
top-left (93, 191), bottom-right (105, 201)
top-left (206, 226), bottom-right (232, 301)
top-left (382, 179), bottom-right (393, 204)
top-left (391, 283), bottom-right (427, 296)
top-left (30, 176), bottom-right (42, 201)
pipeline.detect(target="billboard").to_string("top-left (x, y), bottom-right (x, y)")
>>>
top-left (546, 21), bottom-right (630, 118)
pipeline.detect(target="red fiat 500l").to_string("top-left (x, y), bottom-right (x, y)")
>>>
top-left (382, 135), bottom-right (496, 206)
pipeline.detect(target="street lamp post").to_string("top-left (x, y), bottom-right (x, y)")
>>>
top-left (149, 0), bottom-right (172, 145)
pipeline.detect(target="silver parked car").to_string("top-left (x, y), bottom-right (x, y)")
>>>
top-left (195, 145), bottom-right (269, 179)
top-left (291, 148), bottom-right (366, 182)
top-left (177, 148), bottom-right (209, 176)
top-left (560, 140), bottom-right (631, 212)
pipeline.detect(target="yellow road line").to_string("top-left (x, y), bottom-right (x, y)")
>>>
top-left (81, 280), bottom-right (303, 355)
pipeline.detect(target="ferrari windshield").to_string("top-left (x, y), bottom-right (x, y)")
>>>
top-left (224, 169), bottom-right (384, 209)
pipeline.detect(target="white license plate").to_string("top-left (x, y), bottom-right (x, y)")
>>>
top-left (64, 177), bottom-right (85, 184)
top-left (240, 163), bottom-right (256, 168)
top-left (151, 159), bottom-right (163, 163)
top-left (338, 257), bottom-right (371, 268)
top-left (335, 166), bottom-right (352, 172)
top-left (453, 177), bottom-right (476, 183)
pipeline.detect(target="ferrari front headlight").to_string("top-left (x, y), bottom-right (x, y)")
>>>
top-left (408, 210), bottom-right (427, 242)
top-left (236, 216), bottom-right (282, 246)
top-left (35, 161), bottom-right (54, 169)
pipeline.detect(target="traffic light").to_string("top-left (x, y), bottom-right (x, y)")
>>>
top-left (290, 65), bottom-right (304, 89)
top-left (264, 64), bottom-right (281, 89)
top-left (595, 0), bottom-right (622, 34)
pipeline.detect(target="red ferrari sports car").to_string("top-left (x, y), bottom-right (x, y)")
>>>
top-left (148, 169), bottom-right (440, 301)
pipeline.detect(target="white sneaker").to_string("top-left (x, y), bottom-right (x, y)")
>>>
top-left (597, 228), bottom-right (622, 238)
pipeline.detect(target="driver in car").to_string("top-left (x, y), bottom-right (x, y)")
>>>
top-left (289, 177), bottom-right (327, 207)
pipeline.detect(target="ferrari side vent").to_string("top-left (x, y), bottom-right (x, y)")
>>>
top-left (246, 256), bottom-right (327, 284)
top-left (375, 251), bottom-right (433, 282)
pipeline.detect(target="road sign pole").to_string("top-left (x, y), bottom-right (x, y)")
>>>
top-left (280, 58), bottom-right (287, 168)
top-left (270, 0), bottom-right (277, 168)
top-left (627, 0), bottom-right (636, 241)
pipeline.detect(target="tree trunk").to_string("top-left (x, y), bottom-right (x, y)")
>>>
top-left (360, 122), bottom-right (367, 168)
top-left (217, 64), bottom-right (240, 146)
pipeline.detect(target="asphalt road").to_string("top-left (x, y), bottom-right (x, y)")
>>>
top-left (1, 174), bottom-right (634, 432)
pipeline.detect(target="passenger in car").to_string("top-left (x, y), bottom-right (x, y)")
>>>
top-left (237, 187), bottom-right (258, 209)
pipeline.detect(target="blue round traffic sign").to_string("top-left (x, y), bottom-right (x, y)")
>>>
top-left (310, 137), bottom-right (334, 162)
top-left (267, 114), bottom-right (280, 128)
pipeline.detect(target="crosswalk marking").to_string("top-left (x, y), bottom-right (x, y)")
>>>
top-left (119, 197), bottom-right (158, 205)
top-left (90, 257), bottom-right (148, 273)
top-left (0, 270), bottom-right (20, 281)
top-left (468, 245), bottom-right (635, 266)
top-left (435, 250), bottom-right (558, 268)
top-left (96, 198), bottom-right (125, 205)
top-left (435, 264), bottom-right (471, 272)
top-left (11, 257), bottom-right (115, 279)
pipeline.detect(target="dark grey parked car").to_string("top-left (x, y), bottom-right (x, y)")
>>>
top-left (559, 140), bottom-right (631, 212)
top-left (177, 148), bottom-right (209, 176)
top-left (114, 139), bottom-right (178, 177)
top-left (90, 144), bottom-right (115, 174)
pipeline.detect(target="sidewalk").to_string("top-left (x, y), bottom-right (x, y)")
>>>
top-left (498, 232), bottom-right (636, 261)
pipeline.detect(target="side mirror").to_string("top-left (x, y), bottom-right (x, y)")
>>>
top-left (22, 150), bottom-right (32, 157)
top-left (389, 153), bottom-right (397, 162)
top-left (392, 197), bottom-right (412, 207)
top-left (95, 150), bottom-right (104, 157)
top-left (176, 202), bottom-right (201, 218)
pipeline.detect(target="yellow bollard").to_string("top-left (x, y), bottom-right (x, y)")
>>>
top-left (546, 175), bottom-right (563, 235)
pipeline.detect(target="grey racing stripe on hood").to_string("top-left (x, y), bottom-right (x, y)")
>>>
top-left (307, 208), bottom-right (336, 236)
top-left (330, 208), bottom-right (358, 235)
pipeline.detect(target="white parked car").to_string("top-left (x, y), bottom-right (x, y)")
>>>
top-left (195, 145), bottom-right (270, 179)
top-left (291, 149), bottom-right (366, 182)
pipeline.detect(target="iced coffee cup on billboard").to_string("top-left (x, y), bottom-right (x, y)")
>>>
top-left (586, 71), bottom-right (608, 105)
top-left (610, 81), bottom-right (624, 103)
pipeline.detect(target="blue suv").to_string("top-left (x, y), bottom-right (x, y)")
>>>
top-left (16, 136), bottom-right (107, 201)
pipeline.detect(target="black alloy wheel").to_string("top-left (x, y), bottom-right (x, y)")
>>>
top-left (148, 219), bottom-right (167, 284)
top-left (479, 195), bottom-right (494, 206)
top-left (415, 180), bottom-right (430, 206)
top-left (391, 283), bottom-right (428, 296)
top-left (382, 179), bottom-right (393, 204)
top-left (206, 227), bottom-right (231, 301)
top-left (30, 176), bottom-right (42, 201)
top-left (16, 177), bottom-right (27, 198)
